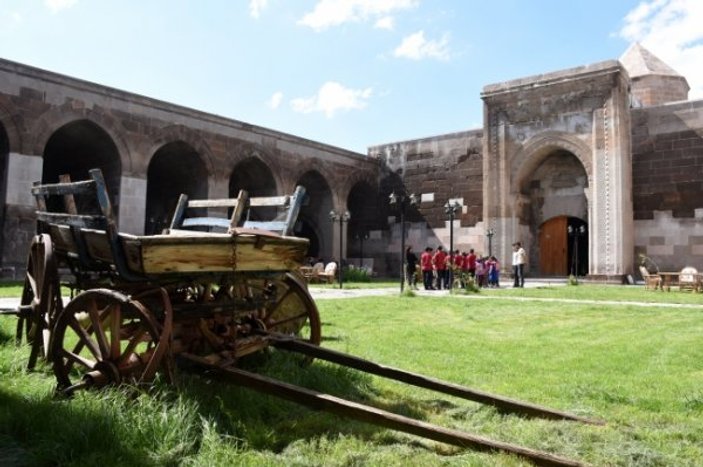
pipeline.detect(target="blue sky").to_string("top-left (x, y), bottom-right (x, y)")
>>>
top-left (1, 1), bottom-right (701, 154)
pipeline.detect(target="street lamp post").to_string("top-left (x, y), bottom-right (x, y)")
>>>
top-left (486, 228), bottom-right (495, 257)
top-left (444, 201), bottom-right (461, 289)
top-left (329, 210), bottom-right (351, 289)
top-left (389, 191), bottom-right (418, 293)
top-left (567, 224), bottom-right (587, 281)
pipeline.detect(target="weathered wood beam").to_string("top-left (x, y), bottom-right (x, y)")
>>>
top-left (180, 352), bottom-right (584, 466)
top-left (269, 335), bottom-right (603, 425)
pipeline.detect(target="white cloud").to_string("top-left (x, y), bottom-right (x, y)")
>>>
top-left (374, 16), bottom-right (395, 30)
top-left (268, 91), bottom-right (283, 109)
top-left (249, 0), bottom-right (268, 19)
top-left (11, 12), bottom-right (22, 23)
top-left (618, 0), bottom-right (703, 98)
top-left (44, 0), bottom-right (78, 13)
top-left (290, 81), bottom-right (373, 118)
top-left (393, 30), bottom-right (451, 61)
top-left (298, 0), bottom-right (418, 31)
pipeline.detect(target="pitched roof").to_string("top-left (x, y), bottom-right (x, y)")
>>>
top-left (620, 42), bottom-right (682, 78)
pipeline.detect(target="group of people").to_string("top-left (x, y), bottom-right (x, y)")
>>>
top-left (404, 241), bottom-right (527, 290)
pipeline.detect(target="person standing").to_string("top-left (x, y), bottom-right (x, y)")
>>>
top-left (432, 246), bottom-right (447, 290)
top-left (512, 242), bottom-right (526, 287)
top-left (405, 246), bottom-right (419, 290)
top-left (420, 247), bottom-right (434, 290)
top-left (466, 249), bottom-right (477, 278)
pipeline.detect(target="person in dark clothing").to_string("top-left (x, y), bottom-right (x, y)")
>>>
top-left (405, 246), bottom-right (419, 289)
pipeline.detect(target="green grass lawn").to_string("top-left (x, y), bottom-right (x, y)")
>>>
top-left (1, 288), bottom-right (702, 466)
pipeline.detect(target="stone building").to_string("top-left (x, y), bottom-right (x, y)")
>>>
top-left (370, 43), bottom-right (703, 279)
top-left (0, 43), bottom-right (701, 280)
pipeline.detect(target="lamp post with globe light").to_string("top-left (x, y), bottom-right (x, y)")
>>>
top-left (389, 191), bottom-right (418, 293)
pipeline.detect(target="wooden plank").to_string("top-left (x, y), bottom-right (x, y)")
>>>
top-left (31, 179), bottom-right (95, 196)
top-left (36, 212), bottom-right (106, 230)
top-left (248, 195), bottom-right (289, 207)
top-left (271, 337), bottom-right (603, 425)
top-left (181, 353), bottom-right (583, 467)
top-left (539, 216), bottom-right (567, 275)
top-left (241, 221), bottom-right (287, 232)
top-left (187, 199), bottom-right (242, 208)
top-left (59, 174), bottom-right (78, 215)
top-left (182, 217), bottom-right (231, 229)
top-left (229, 190), bottom-right (248, 230)
top-left (140, 235), bottom-right (308, 274)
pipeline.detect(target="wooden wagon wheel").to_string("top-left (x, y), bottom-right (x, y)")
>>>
top-left (260, 273), bottom-right (321, 346)
top-left (50, 289), bottom-right (163, 395)
top-left (15, 234), bottom-right (63, 369)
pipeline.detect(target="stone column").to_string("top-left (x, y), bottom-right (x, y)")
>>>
top-left (2, 152), bottom-right (42, 276)
top-left (118, 175), bottom-right (147, 234)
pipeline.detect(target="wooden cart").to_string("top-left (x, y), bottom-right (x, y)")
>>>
top-left (8, 169), bottom-right (598, 466)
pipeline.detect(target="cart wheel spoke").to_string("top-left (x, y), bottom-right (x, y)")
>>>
top-left (51, 289), bottom-right (162, 393)
top-left (67, 315), bottom-right (102, 361)
top-left (110, 303), bottom-right (122, 360)
top-left (61, 348), bottom-right (96, 370)
top-left (87, 299), bottom-right (110, 358)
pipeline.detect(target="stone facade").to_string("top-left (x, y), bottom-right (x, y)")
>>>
top-left (1, 43), bottom-right (702, 280)
top-left (631, 100), bottom-right (703, 270)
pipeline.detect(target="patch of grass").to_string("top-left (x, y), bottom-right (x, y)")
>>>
top-left (1, 289), bottom-right (702, 465)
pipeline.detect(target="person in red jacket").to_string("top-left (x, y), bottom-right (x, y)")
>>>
top-left (432, 246), bottom-right (447, 290)
top-left (466, 249), bottom-right (477, 278)
top-left (420, 247), bottom-right (434, 290)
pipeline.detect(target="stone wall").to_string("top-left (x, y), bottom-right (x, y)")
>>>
top-left (631, 100), bottom-right (703, 270)
top-left (367, 130), bottom-right (485, 275)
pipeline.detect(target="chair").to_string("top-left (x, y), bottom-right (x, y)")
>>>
top-left (317, 262), bottom-right (337, 284)
top-left (639, 266), bottom-right (661, 290)
top-left (309, 262), bottom-right (325, 283)
top-left (679, 266), bottom-right (698, 292)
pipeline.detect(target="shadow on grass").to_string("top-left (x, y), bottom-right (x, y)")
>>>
top-left (0, 389), bottom-right (146, 466)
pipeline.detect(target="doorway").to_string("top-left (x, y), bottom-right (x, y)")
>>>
top-left (539, 216), bottom-right (588, 276)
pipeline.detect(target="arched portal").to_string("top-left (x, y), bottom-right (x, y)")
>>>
top-left (296, 170), bottom-right (333, 261)
top-left (145, 142), bottom-right (208, 234)
top-left (346, 180), bottom-right (379, 259)
top-left (42, 120), bottom-right (122, 212)
top-left (520, 149), bottom-right (588, 275)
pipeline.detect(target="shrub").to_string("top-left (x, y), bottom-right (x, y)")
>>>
top-left (343, 267), bottom-right (371, 283)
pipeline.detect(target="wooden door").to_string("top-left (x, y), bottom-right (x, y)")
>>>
top-left (539, 216), bottom-right (567, 276)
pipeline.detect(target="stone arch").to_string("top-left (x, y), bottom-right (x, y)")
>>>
top-left (41, 119), bottom-right (123, 214)
top-left (226, 142), bottom-right (283, 194)
top-left (289, 158), bottom-right (337, 204)
top-left (0, 99), bottom-right (22, 152)
top-left (295, 169), bottom-right (334, 260)
top-left (511, 132), bottom-right (592, 194)
top-left (144, 141), bottom-right (209, 234)
top-left (146, 124), bottom-right (215, 178)
top-left (346, 178), bottom-right (380, 260)
top-left (30, 108), bottom-right (132, 174)
top-left (229, 156), bottom-right (278, 197)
